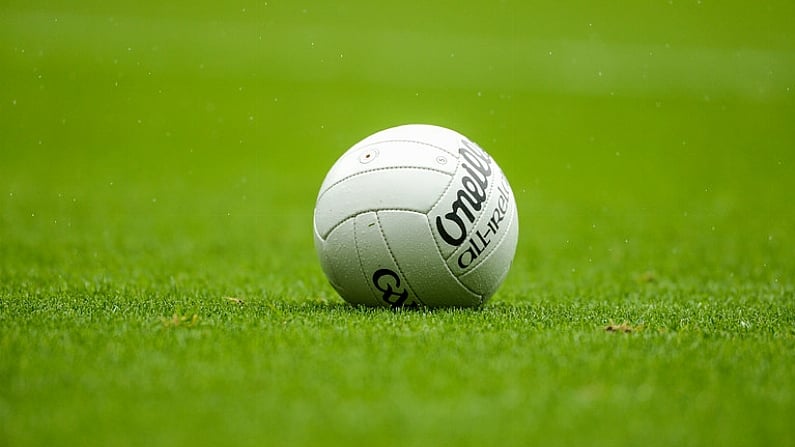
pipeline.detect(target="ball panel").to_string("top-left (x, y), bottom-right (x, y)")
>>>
top-left (346, 124), bottom-right (467, 158)
top-left (315, 167), bottom-right (451, 239)
top-left (377, 210), bottom-right (482, 307)
top-left (314, 218), bottom-right (378, 306)
top-left (428, 138), bottom-right (498, 260)
top-left (353, 212), bottom-right (423, 308)
top-left (445, 168), bottom-right (517, 277)
top-left (318, 139), bottom-right (457, 195)
top-left (458, 208), bottom-right (519, 300)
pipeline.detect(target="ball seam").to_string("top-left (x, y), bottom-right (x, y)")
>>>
top-left (322, 208), bottom-right (428, 240)
top-left (374, 211), bottom-right (425, 308)
top-left (441, 168), bottom-right (501, 266)
top-left (356, 139), bottom-right (460, 158)
top-left (352, 215), bottom-right (381, 306)
top-left (458, 195), bottom-right (518, 304)
top-left (422, 214), bottom-right (484, 306)
top-left (317, 166), bottom-right (452, 201)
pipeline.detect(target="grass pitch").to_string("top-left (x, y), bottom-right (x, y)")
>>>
top-left (2, 1), bottom-right (794, 446)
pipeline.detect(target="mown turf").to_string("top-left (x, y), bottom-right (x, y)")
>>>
top-left (2, 292), bottom-right (793, 446)
top-left (1, 1), bottom-right (794, 446)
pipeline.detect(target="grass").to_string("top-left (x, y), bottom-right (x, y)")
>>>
top-left (1, 1), bottom-right (795, 446)
top-left (2, 294), bottom-right (793, 446)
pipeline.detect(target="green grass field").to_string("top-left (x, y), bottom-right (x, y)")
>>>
top-left (2, 1), bottom-right (794, 446)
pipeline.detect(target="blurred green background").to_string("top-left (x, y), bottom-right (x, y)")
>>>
top-left (2, 1), bottom-right (794, 446)
top-left (2, 0), bottom-right (793, 287)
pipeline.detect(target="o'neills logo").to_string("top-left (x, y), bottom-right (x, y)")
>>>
top-left (435, 140), bottom-right (492, 247)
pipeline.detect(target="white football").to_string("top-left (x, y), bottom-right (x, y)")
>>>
top-left (313, 124), bottom-right (519, 308)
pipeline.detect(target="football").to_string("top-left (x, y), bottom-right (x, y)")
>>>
top-left (313, 124), bottom-right (518, 308)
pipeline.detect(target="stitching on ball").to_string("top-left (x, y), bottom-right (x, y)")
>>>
top-left (352, 215), bottom-right (380, 305)
top-left (318, 166), bottom-right (452, 202)
top-left (322, 209), bottom-right (425, 239)
top-left (458, 199), bottom-right (517, 306)
top-left (374, 211), bottom-right (425, 307)
top-left (428, 156), bottom-right (460, 212)
top-left (322, 215), bottom-right (356, 240)
top-left (357, 139), bottom-right (459, 158)
top-left (442, 167), bottom-right (502, 264)
top-left (424, 216), bottom-right (483, 305)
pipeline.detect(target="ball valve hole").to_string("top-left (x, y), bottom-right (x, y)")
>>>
top-left (359, 149), bottom-right (379, 164)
